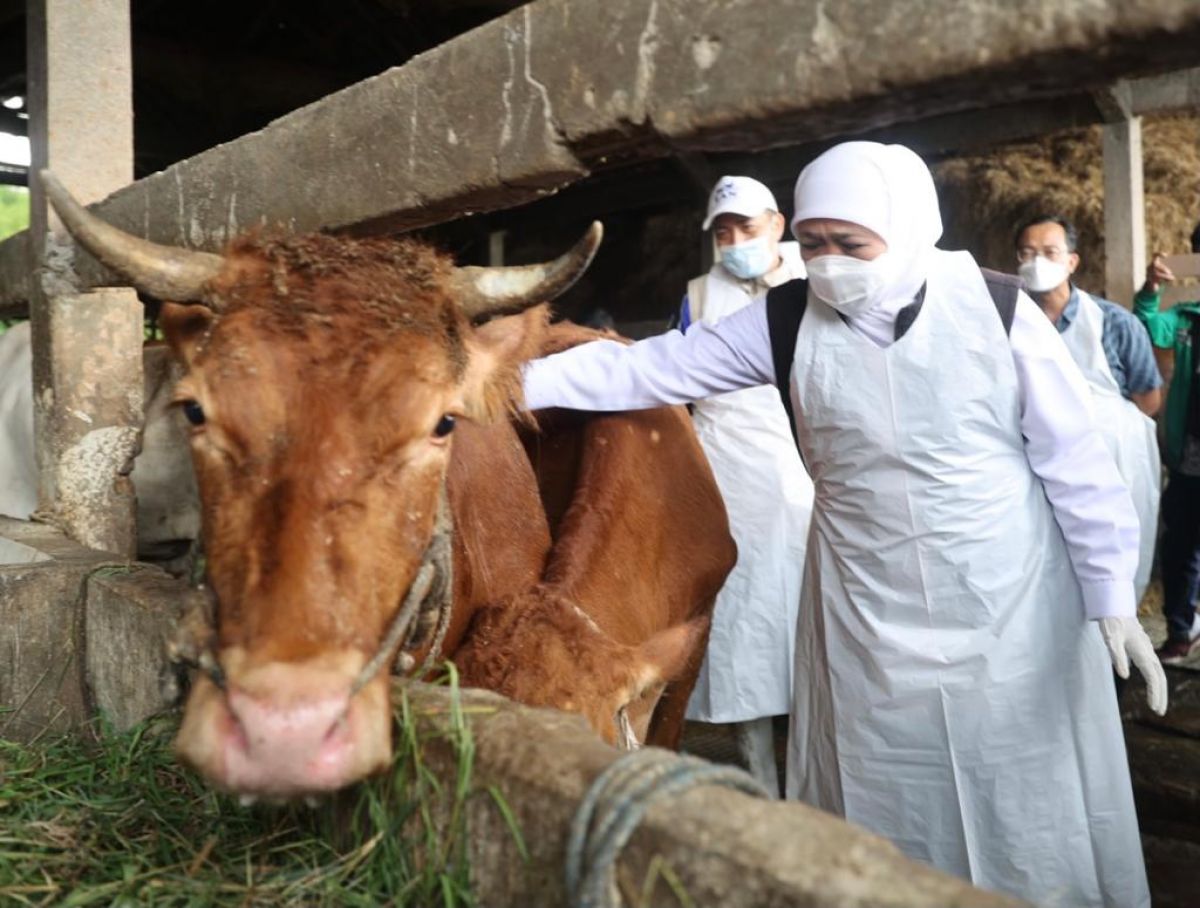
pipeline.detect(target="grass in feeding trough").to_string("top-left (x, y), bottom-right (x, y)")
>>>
top-left (0, 667), bottom-right (498, 907)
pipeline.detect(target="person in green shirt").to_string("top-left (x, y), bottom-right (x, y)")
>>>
top-left (1134, 222), bottom-right (1200, 663)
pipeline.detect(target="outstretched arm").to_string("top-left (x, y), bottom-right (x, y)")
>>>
top-left (522, 300), bottom-right (775, 412)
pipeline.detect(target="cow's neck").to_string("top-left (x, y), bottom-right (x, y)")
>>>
top-left (438, 419), bottom-right (553, 657)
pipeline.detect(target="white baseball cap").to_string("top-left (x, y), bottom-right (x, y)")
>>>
top-left (702, 176), bottom-right (779, 230)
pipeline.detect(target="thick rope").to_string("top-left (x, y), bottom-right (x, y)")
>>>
top-left (566, 749), bottom-right (770, 908)
top-left (411, 490), bottom-right (455, 678)
top-left (349, 560), bottom-right (435, 696)
top-left (166, 584), bottom-right (224, 691)
top-left (165, 487), bottom-right (455, 696)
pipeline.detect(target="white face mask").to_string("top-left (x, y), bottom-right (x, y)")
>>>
top-left (1018, 256), bottom-right (1070, 293)
top-left (805, 253), bottom-right (895, 318)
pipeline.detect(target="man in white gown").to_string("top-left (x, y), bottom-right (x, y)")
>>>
top-left (1016, 214), bottom-right (1162, 604)
top-left (678, 176), bottom-right (813, 797)
top-left (522, 142), bottom-right (1167, 907)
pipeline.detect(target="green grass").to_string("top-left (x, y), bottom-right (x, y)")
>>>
top-left (0, 672), bottom-right (484, 907)
top-left (0, 185), bottom-right (28, 243)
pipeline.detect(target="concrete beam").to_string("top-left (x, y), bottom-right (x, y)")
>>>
top-left (1131, 66), bottom-right (1200, 115)
top-left (405, 684), bottom-right (1024, 907)
top-left (0, 0), bottom-right (1198, 316)
top-left (26, 0), bottom-right (141, 555)
top-left (1094, 81), bottom-right (1135, 124)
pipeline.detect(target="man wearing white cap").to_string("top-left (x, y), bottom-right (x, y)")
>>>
top-left (677, 176), bottom-right (813, 798)
top-left (522, 142), bottom-right (1167, 906)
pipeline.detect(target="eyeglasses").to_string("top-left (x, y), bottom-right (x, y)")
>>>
top-left (1016, 246), bottom-right (1069, 263)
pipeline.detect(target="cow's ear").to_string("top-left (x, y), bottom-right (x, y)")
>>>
top-left (621, 616), bottom-right (711, 703)
top-left (159, 303), bottom-right (216, 368)
top-left (461, 304), bottom-right (550, 423)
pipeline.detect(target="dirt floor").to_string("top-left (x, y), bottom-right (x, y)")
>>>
top-left (681, 590), bottom-right (1200, 905)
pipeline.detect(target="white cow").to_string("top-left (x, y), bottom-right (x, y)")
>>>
top-left (0, 321), bottom-right (199, 557)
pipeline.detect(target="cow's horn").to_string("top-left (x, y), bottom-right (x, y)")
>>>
top-left (451, 221), bottom-right (603, 319)
top-left (38, 169), bottom-right (225, 305)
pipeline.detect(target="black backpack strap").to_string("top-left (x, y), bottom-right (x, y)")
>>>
top-left (765, 278), bottom-right (808, 448)
top-left (980, 267), bottom-right (1021, 336)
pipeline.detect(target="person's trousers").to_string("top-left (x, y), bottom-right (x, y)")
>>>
top-left (1161, 469), bottom-right (1200, 643)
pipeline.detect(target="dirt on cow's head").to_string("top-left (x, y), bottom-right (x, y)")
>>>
top-left (455, 588), bottom-right (709, 747)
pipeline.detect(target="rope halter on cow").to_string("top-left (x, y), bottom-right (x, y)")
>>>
top-left (165, 488), bottom-right (455, 697)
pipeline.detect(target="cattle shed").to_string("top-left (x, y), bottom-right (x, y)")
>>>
top-left (3, 1), bottom-right (1200, 905)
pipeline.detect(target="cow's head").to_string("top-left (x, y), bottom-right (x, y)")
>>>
top-left (42, 171), bottom-right (600, 798)
top-left (454, 590), bottom-right (709, 747)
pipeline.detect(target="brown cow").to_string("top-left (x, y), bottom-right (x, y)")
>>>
top-left (455, 400), bottom-right (731, 749)
top-left (42, 172), bottom-right (735, 798)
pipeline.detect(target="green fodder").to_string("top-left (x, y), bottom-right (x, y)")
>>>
top-left (934, 114), bottom-right (1200, 294)
top-left (0, 670), bottom-right (483, 908)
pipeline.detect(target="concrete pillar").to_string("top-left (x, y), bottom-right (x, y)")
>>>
top-left (487, 229), bottom-right (507, 266)
top-left (1102, 116), bottom-right (1146, 307)
top-left (26, 0), bottom-right (141, 556)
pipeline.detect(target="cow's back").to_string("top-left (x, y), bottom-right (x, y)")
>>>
top-left (539, 406), bottom-right (735, 643)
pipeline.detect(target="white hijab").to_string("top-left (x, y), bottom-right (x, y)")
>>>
top-left (791, 142), bottom-right (943, 347)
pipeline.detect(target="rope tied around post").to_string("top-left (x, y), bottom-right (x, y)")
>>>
top-left (566, 748), bottom-right (771, 908)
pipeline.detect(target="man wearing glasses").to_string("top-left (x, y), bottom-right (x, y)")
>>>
top-left (1014, 214), bottom-right (1163, 613)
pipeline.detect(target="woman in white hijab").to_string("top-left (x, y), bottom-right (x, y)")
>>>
top-left (522, 141), bottom-right (1163, 907)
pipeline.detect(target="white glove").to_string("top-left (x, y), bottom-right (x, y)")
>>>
top-left (1098, 617), bottom-right (1168, 715)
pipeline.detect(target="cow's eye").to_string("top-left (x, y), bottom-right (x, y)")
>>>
top-left (182, 400), bottom-right (206, 426)
top-left (433, 414), bottom-right (456, 438)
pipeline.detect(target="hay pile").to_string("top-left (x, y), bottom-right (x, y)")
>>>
top-left (0, 679), bottom-right (490, 907)
top-left (934, 114), bottom-right (1200, 294)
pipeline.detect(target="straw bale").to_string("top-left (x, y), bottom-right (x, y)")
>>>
top-left (934, 115), bottom-right (1200, 296)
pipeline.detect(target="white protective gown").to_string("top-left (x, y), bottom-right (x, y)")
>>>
top-left (786, 251), bottom-right (1147, 907)
top-left (684, 246), bottom-right (814, 723)
top-left (1058, 289), bottom-right (1160, 603)
top-left (523, 139), bottom-right (1149, 906)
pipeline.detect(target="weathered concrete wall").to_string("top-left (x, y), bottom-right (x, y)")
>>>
top-left (0, 516), bottom-right (184, 739)
top-left (85, 568), bottom-right (184, 731)
top-left (4, 0), bottom-right (1200, 312)
top-left (0, 517), bottom-right (108, 740)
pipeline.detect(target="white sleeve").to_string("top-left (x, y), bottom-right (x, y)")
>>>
top-left (1010, 291), bottom-right (1140, 620)
top-left (522, 300), bottom-right (775, 411)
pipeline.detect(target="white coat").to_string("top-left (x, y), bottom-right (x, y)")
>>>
top-left (1058, 289), bottom-right (1160, 603)
top-left (683, 245), bottom-right (814, 723)
top-left (522, 141), bottom-right (1149, 906)
top-left (786, 250), bottom-right (1148, 908)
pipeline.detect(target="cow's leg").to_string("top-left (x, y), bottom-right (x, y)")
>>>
top-left (734, 717), bottom-right (781, 798)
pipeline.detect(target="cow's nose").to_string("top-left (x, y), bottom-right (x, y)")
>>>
top-left (222, 686), bottom-right (355, 793)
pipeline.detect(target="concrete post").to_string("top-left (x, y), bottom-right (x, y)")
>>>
top-left (487, 229), bottom-right (506, 266)
top-left (1102, 116), bottom-right (1146, 307)
top-left (26, 0), bottom-right (141, 556)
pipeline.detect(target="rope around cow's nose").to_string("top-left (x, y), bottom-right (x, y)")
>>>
top-left (565, 748), bottom-right (770, 908)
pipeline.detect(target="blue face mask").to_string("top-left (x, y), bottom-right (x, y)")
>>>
top-left (718, 236), bottom-right (774, 280)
